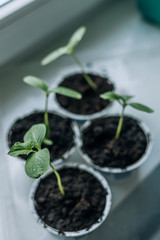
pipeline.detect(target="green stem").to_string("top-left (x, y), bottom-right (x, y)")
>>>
top-left (71, 52), bottom-right (97, 90)
top-left (115, 106), bottom-right (125, 140)
top-left (49, 163), bottom-right (65, 196)
top-left (44, 94), bottom-right (50, 138)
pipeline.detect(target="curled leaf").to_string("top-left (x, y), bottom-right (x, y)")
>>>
top-left (8, 141), bottom-right (34, 157)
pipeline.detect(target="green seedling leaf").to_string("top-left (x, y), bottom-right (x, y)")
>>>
top-left (100, 91), bottom-right (121, 101)
top-left (8, 141), bottom-right (34, 157)
top-left (25, 148), bottom-right (50, 178)
top-left (100, 90), bottom-right (154, 140)
top-left (129, 103), bottom-right (154, 113)
top-left (23, 76), bottom-right (48, 92)
top-left (120, 95), bottom-right (134, 102)
top-left (41, 46), bottom-right (68, 65)
top-left (67, 26), bottom-right (86, 53)
top-left (24, 124), bottom-right (46, 149)
top-left (43, 138), bottom-right (53, 146)
top-left (41, 26), bottom-right (86, 65)
top-left (50, 86), bottom-right (82, 99)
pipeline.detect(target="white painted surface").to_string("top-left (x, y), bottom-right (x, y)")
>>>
top-left (0, 0), bottom-right (106, 65)
top-left (1, 0), bottom-right (160, 239)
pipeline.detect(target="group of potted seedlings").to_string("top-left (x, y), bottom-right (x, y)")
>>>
top-left (8, 26), bottom-right (154, 239)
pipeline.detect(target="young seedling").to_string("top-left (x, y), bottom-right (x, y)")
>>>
top-left (41, 26), bottom-right (97, 90)
top-left (8, 124), bottom-right (65, 196)
top-left (100, 91), bottom-right (154, 139)
top-left (23, 75), bottom-right (82, 142)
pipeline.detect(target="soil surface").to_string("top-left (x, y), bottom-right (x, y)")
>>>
top-left (82, 116), bottom-right (148, 168)
top-left (35, 167), bottom-right (107, 233)
top-left (8, 112), bottom-right (74, 162)
top-left (56, 73), bottom-right (114, 115)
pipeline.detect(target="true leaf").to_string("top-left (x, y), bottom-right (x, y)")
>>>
top-left (23, 76), bottom-right (48, 92)
top-left (50, 87), bottom-right (82, 99)
top-left (120, 95), bottom-right (134, 102)
top-left (24, 124), bottom-right (46, 149)
top-left (25, 148), bottom-right (50, 178)
top-left (41, 46), bottom-right (68, 65)
top-left (129, 103), bottom-right (154, 113)
top-left (8, 141), bottom-right (34, 157)
top-left (100, 91), bottom-right (121, 101)
top-left (67, 26), bottom-right (86, 53)
top-left (43, 138), bottom-right (53, 146)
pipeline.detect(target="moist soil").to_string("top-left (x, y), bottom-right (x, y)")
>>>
top-left (34, 167), bottom-right (107, 233)
top-left (8, 112), bottom-right (74, 161)
top-left (82, 116), bottom-right (148, 168)
top-left (56, 73), bottom-right (114, 115)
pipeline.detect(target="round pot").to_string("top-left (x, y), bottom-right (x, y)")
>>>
top-left (29, 163), bottom-right (112, 240)
top-left (7, 111), bottom-right (79, 167)
top-left (77, 115), bottom-right (152, 181)
top-left (52, 67), bottom-right (115, 123)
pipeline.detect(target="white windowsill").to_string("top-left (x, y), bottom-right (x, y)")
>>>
top-left (0, 0), bottom-right (108, 66)
top-left (0, 0), bottom-right (35, 21)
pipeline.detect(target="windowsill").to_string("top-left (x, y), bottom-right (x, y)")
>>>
top-left (0, 0), bottom-right (35, 21)
top-left (0, 0), bottom-right (109, 66)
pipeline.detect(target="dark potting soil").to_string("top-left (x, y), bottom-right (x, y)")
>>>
top-left (8, 112), bottom-right (74, 161)
top-left (35, 167), bottom-right (107, 233)
top-left (56, 73), bottom-right (114, 115)
top-left (82, 116), bottom-right (148, 168)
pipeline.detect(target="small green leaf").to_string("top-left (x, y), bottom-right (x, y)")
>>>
top-left (100, 91), bottom-right (121, 101)
top-left (129, 103), bottom-right (154, 113)
top-left (24, 124), bottom-right (46, 149)
top-left (23, 76), bottom-right (48, 92)
top-left (43, 138), bottom-right (53, 146)
top-left (120, 95), bottom-right (134, 102)
top-left (50, 87), bottom-right (82, 99)
top-left (67, 26), bottom-right (86, 53)
top-left (8, 141), bottom-right (34, 157)
top-left (25, 148), bottom-right (50, 178)
top-left (41, 46), bottom-right (68, 65)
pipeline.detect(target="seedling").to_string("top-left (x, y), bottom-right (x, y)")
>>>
top-left (23, 75), bottom-right (82, 142)
top-left (100, 91), bottom-right (154, 139)
top-left (41, 26), bottom-right (97, 90)
top-left (8, 124), bottom-right (65, 196)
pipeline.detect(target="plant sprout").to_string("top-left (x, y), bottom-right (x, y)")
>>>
top-left (41, 26), bottom-right (97, 90)
top-left (100, 91), bottom-right (154, 139)
top-left (8, 124), bottom-right (65, 196)
top-left (23, 75), bottom-right (82, 142)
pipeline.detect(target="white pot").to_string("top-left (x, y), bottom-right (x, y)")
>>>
top-left (77, 115), bottom-right (152, 181)
top-left (7, 110), bottom-right (79, 167)
top-left (52, 66), bottom-right (116, 122)
top-left (29, 163), bottom-right (112, 240)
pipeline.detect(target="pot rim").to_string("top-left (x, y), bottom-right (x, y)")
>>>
top-left (52, 67), bottom-right (116, 121)
top-left (29, 163), bottom-right (112, 238)
top-left (7, 110), bottom-right (78, 167)
top-left (77, 114), bottom-right (152, 174)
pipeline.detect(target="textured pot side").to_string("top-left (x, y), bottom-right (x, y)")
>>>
top-left (29, 163), bottom-right (112, 240)
top-left (52, 67), bottom-right (116, 122)
top-left (77, 115), bottom-right (152, 181)
top-left (7, 111), bottom-right (79, 167)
